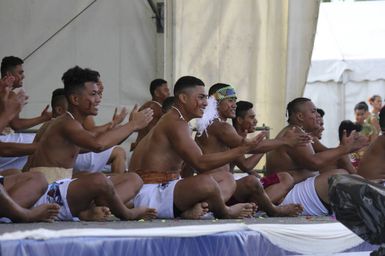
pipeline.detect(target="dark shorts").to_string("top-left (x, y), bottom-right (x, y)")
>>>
top-left (260, 173), bottom-right (280, 189)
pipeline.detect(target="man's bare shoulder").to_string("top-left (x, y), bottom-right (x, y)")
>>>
top-left (140, 101), bottom-right (162, 111)
top-left (208, 119), bottom-right (234, 134)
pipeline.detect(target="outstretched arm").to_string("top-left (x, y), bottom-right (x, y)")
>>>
top-left (0, 142), bottom-right (36, 157)
top-left (312, 137), bottom-right (357, 174)
top-left (83, 107), bottom-right (129, 134)
top-left (10, 105), bottom-right (51, 131)
top-left (288, 131), bottom-right (367, 171)
top-left (64, 106), bottom-right (153, 152)
top-left (214, 123), bottom-right (309, 154)
top-left (234, 153), bottom-right (264, 174)
top-left (172, 123), bottom-right (265, 172)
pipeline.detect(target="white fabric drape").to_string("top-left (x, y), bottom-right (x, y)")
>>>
top-left (168, 0), bottom-right (320, 136)
top-left (0, 223), bottom-right (365, 254)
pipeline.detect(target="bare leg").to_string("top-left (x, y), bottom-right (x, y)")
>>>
top-left (4, 172), bottom-right (48, 208)
top-left (0, 184), bottom-right (59, 222)
top-left (233, 176), bottom-right (303, 217)
top-left (174, 174), bottom-right (254, 219)
top-left (108, 172), bottom-right (143, 204)
top-left (315, 169), bottom-right (348, 204)
top-left (209, 171), bottom-right (236, 202)
top-left (264, 172), bottom-right (294, 204)
top-left (108, 146), bottom-right (127, 173)
top-left (67, 173), bottom-right (156, 220)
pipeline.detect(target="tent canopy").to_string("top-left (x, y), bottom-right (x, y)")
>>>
top-left (305, 1), bottom-right (385, 147)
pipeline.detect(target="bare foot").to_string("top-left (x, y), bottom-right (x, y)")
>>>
top-left (227, 203), bottom-right (255, 219)
top-left (271, 204), bottom-right (303, 217)
top-left (125, 207), bottom-right (157, 220)
top-left (22, 203), bottom-right (60, 223)
top-left (180, 202), bottom-right (209, 219)
top-left (78, 206), bottom-right (111, 221)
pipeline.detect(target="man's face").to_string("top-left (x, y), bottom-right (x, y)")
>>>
top-left (217, 97), bottom-right (237, 119)
top-left (78, 82), bottom-right (101, 116)
top-left (156, 83), bottom-right (170, 102)
top-left (184, 85), bottom-right (207, 118)
top-left (301, 101), bottom-right (319, 132)
top-left (355, 109), bottom-right (366, 125)
top-left (313, 115), bottom-right (324, 139)
top-left (239, 109), bottom-right (258, 133)
top-left (9, 65), bottom-right (24, 88)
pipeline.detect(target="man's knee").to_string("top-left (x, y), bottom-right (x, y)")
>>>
top-left (195, 174), bottom-right (219, 196)
top-left (277, 172), bottom-right (295, 190)
top-left (110, 146), bottom-right (127, 161)
top-left (126, 172), bottom-right (143, 188)
top-left (88, 173), bottom-right (114, 195)
top-left (242, 175), bottom-right (263, 193)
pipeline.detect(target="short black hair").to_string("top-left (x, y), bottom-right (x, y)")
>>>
top-left (354, 101), bottom-right (369, 112)
top-left (173, 76), bottom-right (204, 96)
top-left (232, 100), bottom-right (253, 126)
top-left (51, 88), bottom-right (66, 108)
top-left (61, 66), bottom-right (98, 101)
top-left (162, 96), bottom-right (175, 112)
top-left (208, 83), bottom-right (230, 96)
top-left (338, 120), bottom-right (362, 141)
top-left (1, 56), bottom-right (23, 78)
top-left (286, 97), bottom-right (311, 122)
top-left (316, 108), bottom-right (325, 117)
top-left (150, 79), bottom-right (167, 97)
top-left (379, 106), bottom-right (385, 131)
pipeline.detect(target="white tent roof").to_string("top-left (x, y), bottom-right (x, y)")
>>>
top-left (308, 1), bottom-right (385, 83)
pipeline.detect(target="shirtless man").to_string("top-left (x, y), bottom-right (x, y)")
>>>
top-left (129, 76), bottom-right (274, 219)
top-left (0, 56), bottom-right (51, 171)
top-left (0, 79), bottom-right (59, 222)
top-left (311, 108), bottom-right (325, 140)
top-left (311, 109), bottom-right (357, 174)
top-left (194, 85), bottom-right (303, 216)
top-left (266, 97), bottom-right (366, 216)
top-left (47, 87), bottom-right (127, 175)
top-left (131, 78), bottom-right (170, 151)
top-left (0, 56), bottom-right (52, 131)
top-left (230, 100), bottom-right (295, 204)
top-left (81, 71), bottom-right (128, 173)
top-left (25, 66), bottom-right (156, 221)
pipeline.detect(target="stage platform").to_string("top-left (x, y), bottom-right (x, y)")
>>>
top-left (0, 216), bottom-right (379, 256)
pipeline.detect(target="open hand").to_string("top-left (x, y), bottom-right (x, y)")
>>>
top-left (129, 105), bottom-right (153, 130)
top-left (341, 130), bottom-right (369, 153)
top-left (40, 105), bottom-right (52, 121)
top-left (243, 131), bottom-right (267, 152)
top-left (111, 107), bottom-right (128, 127)
top-left (0, 87), bottom-right (28, 121)
top-left (283, 126), bottom-right (313, 147)
top-left (0, 74), bottom-right (15, 88)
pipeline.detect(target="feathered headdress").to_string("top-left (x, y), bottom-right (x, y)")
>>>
top-left (196, 96), bottom-right (219, 137)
